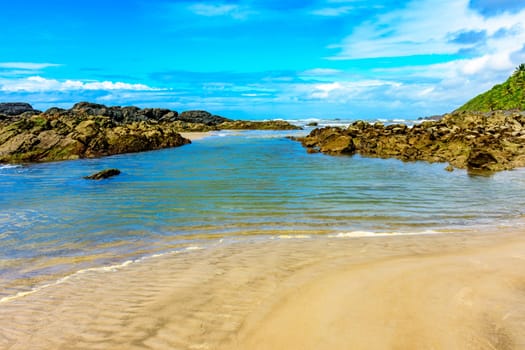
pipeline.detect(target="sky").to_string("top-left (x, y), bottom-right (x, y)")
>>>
top-left (1, 0), bottom-right (525, 120)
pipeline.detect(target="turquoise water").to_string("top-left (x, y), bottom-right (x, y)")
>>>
top-left (1, 128), bottom-right (525, 299)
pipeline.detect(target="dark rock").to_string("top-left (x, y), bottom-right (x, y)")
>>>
top-left (296, 110), bottom-right (525, 172)
top-left (218, 120), bottom-right (302, 130)
top-left (419, 114), bottom-right (444, 121)
top-left (178, 110), bottom-right (231, 125)
top-left (467, 150), bottom-right (498, 170)
top-left (0, 103), bottom-right (40, 116)
top-left (307, 122), bottom-right (318, 126)
top-left (84, 168), bottom-right (121, 180)
top-left (0, 101), bottom-right (300, 164)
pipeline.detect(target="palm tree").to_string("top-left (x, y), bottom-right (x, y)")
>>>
top-left (514, 63), bottom-right (525, 77)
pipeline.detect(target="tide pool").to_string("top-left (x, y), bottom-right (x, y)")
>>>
top-left (1, 129), bottom-right (525, 300)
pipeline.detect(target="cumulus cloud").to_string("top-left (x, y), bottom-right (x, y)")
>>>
top-left (332, 0), bottom-right (525, 60)
top-left (469, 0), bottom-right (525, 16)
top-left (0, 76), bottom-right (159, 92)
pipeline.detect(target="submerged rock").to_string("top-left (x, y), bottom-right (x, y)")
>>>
top-left (84, 168), bottom-right (121, 180)
top-left (296, 110), bottom-right (525, 172)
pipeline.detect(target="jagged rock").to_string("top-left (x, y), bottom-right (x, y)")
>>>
top-left (0, 113), bottom-right (191, 163)
top-left (218, 120), bottom-right (302, 130)
top-left (0, 102), bottom-right (301, 164)
top-left (296, 110), bottom-right (525, 172)
top-left (0, 103), bottom-right (41, 116)
top-left (84, 168), bottom-right (121, 180)
top-left (467, 150), bottom-right (498, 170)
top-left (178, 110), bottom-right (230, 125)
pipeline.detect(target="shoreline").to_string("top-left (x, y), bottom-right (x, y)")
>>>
top-left (178, 131), bottom-right (212, 141)
top-left (1, 228), bottom-right (524, 349)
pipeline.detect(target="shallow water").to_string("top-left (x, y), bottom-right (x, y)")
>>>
top-left (1, 129), bottom-right (525, 300)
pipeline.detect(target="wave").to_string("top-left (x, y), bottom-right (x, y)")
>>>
top-left (0, 245), bottom-right (204, 304)
top-left (327, 230), bottom-right (437, 238)
top-left (0, 164), bottom-right (21, 170)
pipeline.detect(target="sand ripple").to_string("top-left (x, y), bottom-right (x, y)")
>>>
top-left (1, 231), bottom-right (525, 349)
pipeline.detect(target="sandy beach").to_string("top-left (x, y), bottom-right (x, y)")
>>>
top-left (179, 132), bottom-right (212, 141)
top-left (1, 228), bottom-right (524, 349)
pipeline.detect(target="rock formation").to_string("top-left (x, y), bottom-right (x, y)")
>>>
top-left (84, 168), bottom-right (121, 180)
top-left (0, 103), bottom-right (41, 117)
top-left (0, 102), bottom-right (301, 163)
top-left (295, 110), bottom-right (525, 172)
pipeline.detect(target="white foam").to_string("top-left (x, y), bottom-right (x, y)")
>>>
top-left (185, 246), bottom-right (204, 251)
top-left (277, 234), bottom-right (312, 239)
top-left (328, 230), bottom-right (436, 238)
top-left (0, 245), bottom-right (205, 304)
top-left (0, 164), bottom-right (21, 170)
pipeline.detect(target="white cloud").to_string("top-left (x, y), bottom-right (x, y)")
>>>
top-left (332, 0), bottom-right (525, 60)
top-left (188, 3), bottom-right (253, 19)
top-left (0, 62), bottom-right (61, 70)
top-left (300, 68), bottom-right (343, 78)
top-left (320, 0), bottom-right (525, 114)
top-left (289, 79), bottom-right (402, 102)
top-left (0, 76), bottom-right (159, 92)
top-left (311, 6), bottom-right (353, 16)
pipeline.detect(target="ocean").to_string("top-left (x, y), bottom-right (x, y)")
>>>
top-left (1, 121), bottom-right (525, 302)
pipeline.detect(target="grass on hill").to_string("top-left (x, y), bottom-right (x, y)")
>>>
top-left (456, 64), bottom-right (525, 112)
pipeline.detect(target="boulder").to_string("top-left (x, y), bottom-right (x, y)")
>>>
top-left (179, 110), bottom-right (231, 125)
top-left (0, 101), bottom-right (301, 164)
top-left (320, 135), bottom-right (355, 155)
top-left (467, 150), bottom-right (498, 170)
top-left (84, 169), bottom-right (121, 180)
top-left (0, 103), bottom-right (40, 116)
top-left (296, 110), bottom-right (525, 172)
top-left (218, 120), bottom-right (302, 130)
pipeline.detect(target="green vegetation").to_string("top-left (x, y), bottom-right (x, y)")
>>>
top-left (456, 64), bottom-right (525, 112)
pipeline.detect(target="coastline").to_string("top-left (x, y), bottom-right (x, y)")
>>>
top-left (179, 131), bottom-right (212, 141)
top-left (2, 228), bottom-right (524, 349)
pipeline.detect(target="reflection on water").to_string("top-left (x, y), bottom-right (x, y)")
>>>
top-left (1, 130), bottom-right (525, 299)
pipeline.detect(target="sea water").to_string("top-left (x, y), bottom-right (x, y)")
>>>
top-left (1, 126), bottom-right (525, 300)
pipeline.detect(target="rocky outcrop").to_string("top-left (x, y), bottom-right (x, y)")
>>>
top-left (178, 110), bottom-right (230, 125)
top-left (0, 103), bottom-right (41, 118)
top-left (0, 102), bottom-right (301, 164)
top-left (218, 120), bottom-right (302, 130)
top-left (295, 110), bottom-right (525, 172)
top-left (84, 168), bottom-right (121, 180)
top-left (0, 113), bottom-right (190, 163)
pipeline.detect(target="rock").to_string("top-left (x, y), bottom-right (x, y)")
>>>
top-left (296, 110), bottom-right (525, 172)
top-left (0, 103), bottom-right (41, 116)
top-left (0, 101), bottom-right (301, 164)
top-left (467, 150), bottom-right (498, 170)
top-left (179, 110), bottom-right (231, 125)
top-left (84, 168), bottom-right (121, 180)
top-left (307, 122), bottom-right (318, 126)
top-left (320, 135), bottom-right (355, 154)
top-left (218, 120), bottom-right (302, 130)
top-left (0, 113), bottom-right (191, 163)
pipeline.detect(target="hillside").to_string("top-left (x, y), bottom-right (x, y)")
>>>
top-left (456, 64), bottom-right (525, 112)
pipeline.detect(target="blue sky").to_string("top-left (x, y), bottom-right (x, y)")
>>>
top-left (1, 0), bottom-right (525, 120)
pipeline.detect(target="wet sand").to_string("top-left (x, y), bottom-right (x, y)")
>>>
top-left (179, 132), bottom-right (211, 141)
top-left (1, 229), bottom-right (525, 349)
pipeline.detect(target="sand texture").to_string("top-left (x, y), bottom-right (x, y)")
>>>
top-left (1, 230), bottom-right (524, 349)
